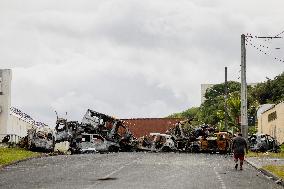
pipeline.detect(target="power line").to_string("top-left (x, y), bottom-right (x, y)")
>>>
top-left (244, 33), bottom-right (284, 63)
top-left (264, 30), bottom-right (284, 42)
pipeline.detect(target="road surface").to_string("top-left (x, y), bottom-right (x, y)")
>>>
top-left (0, 153), bottom-right (282, 189)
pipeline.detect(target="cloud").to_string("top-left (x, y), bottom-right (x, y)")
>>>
top-left (0, 0), bottom-right (283, 126)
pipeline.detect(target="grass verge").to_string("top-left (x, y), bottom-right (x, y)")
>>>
top-left (0, 147), bottom-right (40, 166)
top-left (246, 144), bottom-right (284, 158)
top-left (262, 165), bottom-right (284, 180)
top-left (246, 151), bottom-right (284, 158)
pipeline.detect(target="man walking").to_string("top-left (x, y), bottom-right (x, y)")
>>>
top-left (232, 133), bottom-right (248, 170)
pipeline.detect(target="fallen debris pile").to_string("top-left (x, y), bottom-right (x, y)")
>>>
top-left (54, 109), bottom-right (138, 154)
top-left (20, 109), bottom-right (281, 155)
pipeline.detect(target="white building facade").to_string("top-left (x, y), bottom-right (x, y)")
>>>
top-left (0, 69), bottom-right (40, 143)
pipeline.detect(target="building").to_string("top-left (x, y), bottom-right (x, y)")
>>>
top-left (122, 118), bottom-right (183, 138)
top-left (258, 102), bottom-right (284, 144)
top-left (0, 69), bottom-right (12, 136)
top-left (0, 69), bottom-right (47, 143)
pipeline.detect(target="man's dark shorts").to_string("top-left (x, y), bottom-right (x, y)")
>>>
top-left (234, 153), bottom-right (244, 161)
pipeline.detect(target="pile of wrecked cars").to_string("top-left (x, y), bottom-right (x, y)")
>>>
top-left (137, 121), bottom-right (233, 154)
top-left (22, 110), bottom-right (281, 155)
top-left (53, 109), bottom-right (138, 154)
top-left (22, 109), bottom-right (137, 154)
top-left (164, 121), bottom-right (232, 153)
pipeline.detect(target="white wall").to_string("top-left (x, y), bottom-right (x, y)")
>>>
top-left (8, 114), bottom-right (34, 138)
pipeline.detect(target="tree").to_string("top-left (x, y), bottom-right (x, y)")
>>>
top-left (167, 107), bottom-right (201, 126)
top-left (226, 92), bottom-right (241, 132)
top-left (167, 72), bottom-right (283, 134)
top-left (199, 81), bottom-right (241, 128)
top-left (251, 72), bottom-right (284, 104)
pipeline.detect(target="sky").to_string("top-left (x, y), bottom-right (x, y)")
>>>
top-left (0, 0), bottom-right (283, 126)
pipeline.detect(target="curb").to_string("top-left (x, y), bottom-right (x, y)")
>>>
top-left (246, 159), bottom-right (284, 187)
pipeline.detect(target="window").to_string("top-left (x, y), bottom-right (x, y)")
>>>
top-left (268, 111), bottom-right (277, 122)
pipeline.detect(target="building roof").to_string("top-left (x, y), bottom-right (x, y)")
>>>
top-left (10, 107), bottom-right (48, 128)
top-left (121, 118), bottom-right (183, 138)
top-left (257, 104), bottom-right (275, 118)
top-left (260, 101), bottom-right (284, 115)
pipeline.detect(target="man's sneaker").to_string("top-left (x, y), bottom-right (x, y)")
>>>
top-left (240, 166), bottom-right (243, 171)
top-left (235, 164), bottom-right (238, 170)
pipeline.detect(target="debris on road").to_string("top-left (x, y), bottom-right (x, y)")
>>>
top-left (16, 109), bottom-right (282, 156)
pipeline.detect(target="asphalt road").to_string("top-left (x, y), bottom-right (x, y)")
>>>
top-left (0, 153), bottom-right (282, 189)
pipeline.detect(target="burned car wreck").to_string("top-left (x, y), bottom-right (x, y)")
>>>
top-left (248, 134), bottom-right (280, 153)
top-left (77, 134), bottom-right (119, 153)
top-left (54, 109), bottom-right (137, 154)
top-left (26, 126), bottom-right (54, 152)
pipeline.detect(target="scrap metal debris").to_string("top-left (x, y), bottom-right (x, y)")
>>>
top-left (26, 126), bottom-right (54, 152)
top-left (20, 109), bottom-right (281, 155)
top-left (54, 109), bottom-right (137, 154)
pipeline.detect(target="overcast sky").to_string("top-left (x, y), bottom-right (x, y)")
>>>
top-left (0, 0), bottom-right (283, 126)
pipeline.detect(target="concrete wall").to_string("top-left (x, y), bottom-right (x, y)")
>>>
top-left (0, 69), bottom-right (12, 135)
top-left (258, 102), bottom-right (284, 144)
top-left (8, 114), bottom-right (34, 138)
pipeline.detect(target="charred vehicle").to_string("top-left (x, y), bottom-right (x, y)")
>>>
top-left (168, 120), bottom-right (200, 152)
top-left (169, 120), bottom-right (190, 151)
top-left (82, 109), bottom-right (138, 152)
top-left (199, 132), bottom-right (231, 153)
top-left (137, 133), bottom-right (176, 152)
top-left (77, 134), bottom-right (120, 153)
top-left (249, 134), bottom-right (280, 152)
top-left (27, 126), bottom-right (54, 152)
top-left (54, 118), bottom-right (79, 154)
top-left (150, 133), bottom-right (177, 152)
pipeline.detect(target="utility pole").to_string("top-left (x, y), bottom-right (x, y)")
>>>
top-left (224, 67), bottom-right (228, 131)
top-left (241, 34), bottom-right (248, 140)
top-left (239, 33), bottom-right (282, 140)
